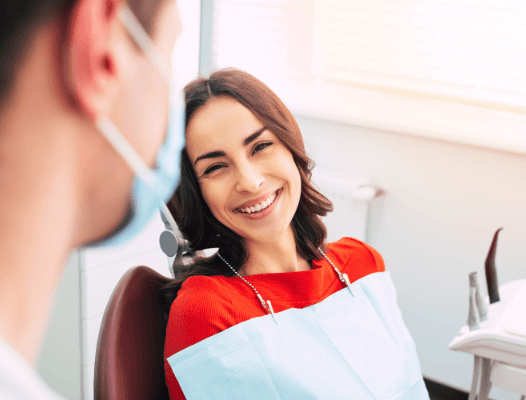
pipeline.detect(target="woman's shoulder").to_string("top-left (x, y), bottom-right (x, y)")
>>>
top-left (165, 275), bottom-right (238, 354)
top-left (168, 275), bottom-right (233, 322)
top-left (326, 237), bottom-right (386, 281)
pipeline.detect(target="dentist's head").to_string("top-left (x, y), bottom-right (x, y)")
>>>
top-left (1, 0), bottom-right (182, 248)
top-left (0, 0), bottom-right (182, 371)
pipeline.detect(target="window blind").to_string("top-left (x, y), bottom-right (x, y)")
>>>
top-left (211, 0), bottom-right (315, 83)
top-left (211, 0), bottom-right (526, 111)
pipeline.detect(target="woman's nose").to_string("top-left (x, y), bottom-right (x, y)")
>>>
top-left (234, 164), bottom-right (265, 193)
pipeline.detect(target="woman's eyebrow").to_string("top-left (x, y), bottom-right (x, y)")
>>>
top-left (243, 127), bottom-right (267, 146)
top-left (194, 150), bottom-right (226, 166)
top-left (194, 127), bottom-right (267, 166)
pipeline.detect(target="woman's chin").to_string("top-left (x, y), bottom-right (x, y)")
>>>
top-left (240, 223), bottom-right (294, 246)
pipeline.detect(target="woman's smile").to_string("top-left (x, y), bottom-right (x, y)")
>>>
top-left (235, 188), bottom-right (283, 220)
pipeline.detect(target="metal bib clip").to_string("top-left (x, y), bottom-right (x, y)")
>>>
top-left (267, 300), bottom-right (278, 325)
top-left (343, 273), bottom-right (356, 297)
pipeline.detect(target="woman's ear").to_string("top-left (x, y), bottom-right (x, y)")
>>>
top-left (66, 0), bottom-right (123, 119)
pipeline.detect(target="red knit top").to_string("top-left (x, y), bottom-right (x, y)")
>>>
top-left (163, 237), bottom-right (385, 400)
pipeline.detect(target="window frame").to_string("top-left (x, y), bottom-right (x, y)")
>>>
top-left (199, 0), bottom-right (526, 156)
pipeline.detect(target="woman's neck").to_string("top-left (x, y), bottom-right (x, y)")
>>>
top-left (240, 228), bottom-right (311, 276)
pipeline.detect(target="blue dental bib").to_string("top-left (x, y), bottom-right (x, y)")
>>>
top-left (168, 271), bottom-right (430, 399)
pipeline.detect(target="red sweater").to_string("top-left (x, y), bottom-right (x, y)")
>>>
top-left (163, 238), bottom-right (385, 400)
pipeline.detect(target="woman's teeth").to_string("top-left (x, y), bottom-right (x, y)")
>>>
top-left (238, 192), bottom-right (277, 214)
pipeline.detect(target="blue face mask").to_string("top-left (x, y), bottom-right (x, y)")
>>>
top-left (88, 5), bottom-right (183, 248)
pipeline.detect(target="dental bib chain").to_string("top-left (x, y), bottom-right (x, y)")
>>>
top-left (317, 247), bottom-right (356, 297)
top-left (217, 247), bottom-right (355, 325)
top-left (217, 253), bottom-right (279, 324)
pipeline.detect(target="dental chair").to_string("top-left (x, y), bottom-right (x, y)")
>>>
top-left (94, 266), bottom-right (171, 400)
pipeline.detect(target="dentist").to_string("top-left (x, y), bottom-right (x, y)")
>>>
top-left (0, 0), bottom-right (183, 398)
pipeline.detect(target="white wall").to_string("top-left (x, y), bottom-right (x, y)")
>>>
top-left (297, 114), bottom-right (526, 399)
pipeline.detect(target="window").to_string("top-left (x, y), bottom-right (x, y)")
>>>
top-left (205, 0), bottom-right (526, 154)
top-left (172, 0), bottom-right (201, 105)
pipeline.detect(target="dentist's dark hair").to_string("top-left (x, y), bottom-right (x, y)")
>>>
top-left (0, 0), bottom-right (166, 108)
top-left (161, 68), bottom-right (333, 315)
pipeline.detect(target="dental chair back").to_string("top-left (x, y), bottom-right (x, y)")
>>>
top-left (94, 266), bottom-right (171, 400)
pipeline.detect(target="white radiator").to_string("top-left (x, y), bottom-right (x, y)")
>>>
top-left (311, 169), bottom-right (383, 243)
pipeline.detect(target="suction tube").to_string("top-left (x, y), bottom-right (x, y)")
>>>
top-left (485, 228), bottom-right (502, 304)
top-left (467, 287), bottom-right (481, 331)
top-left (469, 272), bottom-right (488, 321)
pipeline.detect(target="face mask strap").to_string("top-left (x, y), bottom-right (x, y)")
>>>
top-left (118, 4), bottom-right (170, 85)
top-left (94, 5), bottom-right (183, 255)
top-left (95, 117), bottom-right (157, 188)
top-left (95, 5), bottom-right (172, 188)
top-left (97, 114), bottom-right (183, 248)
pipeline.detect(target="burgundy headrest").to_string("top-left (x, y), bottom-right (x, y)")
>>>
top-left (94, 266), bottom-right (171, 400)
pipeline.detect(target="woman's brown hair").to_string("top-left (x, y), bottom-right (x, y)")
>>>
top-left (161, 68), bottom-right (333, 315)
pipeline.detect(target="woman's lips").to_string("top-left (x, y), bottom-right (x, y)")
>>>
top-left (235, 189), bottom-right (281, 210)
top-left (236, 190), bottom-right (278, 214)
top-left (236, 188), bottom-right (282, 220)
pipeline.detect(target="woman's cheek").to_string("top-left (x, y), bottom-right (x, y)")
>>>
top-left (201, 181), bottom-right (224, 215)
top-left (279, 152), bottom-right (300, 180)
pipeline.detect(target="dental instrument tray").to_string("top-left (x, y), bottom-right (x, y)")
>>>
top-left (449, 278), bottom-right (526, 367)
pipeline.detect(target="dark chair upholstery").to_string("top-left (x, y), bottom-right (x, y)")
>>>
top-left (94, 266), bottom-right (171, 400)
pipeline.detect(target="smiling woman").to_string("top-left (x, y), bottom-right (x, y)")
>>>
top-left (187, 95), bottom-right (305, 261)
top-left (166, 68), bottom-right (332, 275)
top-left (161, 68), bottom-right (431, 400)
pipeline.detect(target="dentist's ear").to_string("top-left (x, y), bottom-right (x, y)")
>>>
top-left (67, 0), bottom-right (123, 119)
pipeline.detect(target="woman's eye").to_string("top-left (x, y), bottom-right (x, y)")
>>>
top-left (203, 164), bottom-right (224, 175)
top-left (253, 142), bottom-right (273, 154)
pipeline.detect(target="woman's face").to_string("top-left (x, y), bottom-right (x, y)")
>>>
top-left (185, 96), bottom-right (302, 245)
